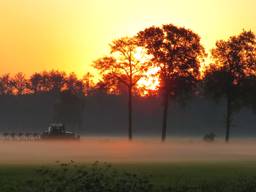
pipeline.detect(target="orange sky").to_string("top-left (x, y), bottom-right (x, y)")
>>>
top-left (0, 0), bottom-right (255, 78)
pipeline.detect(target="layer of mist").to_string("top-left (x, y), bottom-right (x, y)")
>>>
top-left (0, 137), bottom-right (256, 164)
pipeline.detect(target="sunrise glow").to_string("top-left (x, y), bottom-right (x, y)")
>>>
top-left (137, 67), bottom-right (160, 96)
top-left (0, 0), bottom-right (255, 79)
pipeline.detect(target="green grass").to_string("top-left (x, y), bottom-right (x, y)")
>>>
top-left (114, 162), bottom-right (256, 187)
top-left (1, 161), bottom-right (256, 189)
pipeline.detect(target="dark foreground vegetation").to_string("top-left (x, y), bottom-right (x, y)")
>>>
top-left (1, 162), bottom-right (256, 192)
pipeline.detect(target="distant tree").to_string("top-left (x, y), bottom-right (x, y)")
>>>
top-left (47, 70), bottom-right (66, 93)
top-left (0, 74), bottom-right (13, 95)
top-left (241, 76), bottom-right (256, 113)
top-left (91, 80), bottom-right (110, 96)
top-left (54, 90), bottom-right (85, 131)
top-left (28, 71), bottom-right (86, 130)
top-left (29, 71), bottom-right (66, 94)
top-left (29, 72), bottom-right (48, 93)
top-left (65, 73), bottom-right (84, 96)
top-left (83, 72), bottom-right (95, 96)
top-left (93, 37), bottom-right (150, 140)
top-left (138, 24), bottom-right (205, 141)
top-left (204, 31), bottom-right (256, 142)
top-left (11, 72), bottom-right (30, 95)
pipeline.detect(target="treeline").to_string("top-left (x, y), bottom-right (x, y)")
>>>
top-left (0, 71), bottom-right (94, 96)
top-left (1, 23), bottom-right (256, 142)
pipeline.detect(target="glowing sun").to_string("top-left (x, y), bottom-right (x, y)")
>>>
top-left (136, 67), bottom-right (160, 96)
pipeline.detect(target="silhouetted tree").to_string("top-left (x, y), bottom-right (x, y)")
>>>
top-left (54, 90), bottom-right (85, 131)
top-left (47, 70), bottom-right (66, 93)
top-left (204, 31), bottom-right (256, 142)
top-left (83, 72), bottom-right (95, 96)
top-left (11, 72), bottom-right (29, 95)
top-left (138, 24), bottom-right (205, 141)
top-left (241, 76), bottom-right (256, 114)
top-left (29, 72), bottom-right (48, 93)
top-left (29, 71), bottom-right (66, 94)
top-left (0, 74), bottom-right (13, 95)
top-left (65, 73), bottom-right (84, 96)
top-left (94, 37), bottom-right (150, 140)
top-left (90, 80), bottom-right (110, 96)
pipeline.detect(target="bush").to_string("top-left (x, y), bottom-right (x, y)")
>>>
top-left (21, 161), bottom-right (153, 192)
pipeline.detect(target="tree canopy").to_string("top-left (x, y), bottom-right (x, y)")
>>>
top-left (204, 30), bottom-right (256, 142)
top-left (93, 36), bottom-right (151, 140)
top-left (137, 24), bottom-right (206, 141)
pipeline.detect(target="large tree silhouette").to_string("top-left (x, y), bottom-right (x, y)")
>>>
top-left (138, 24), bottom-right (205, 141)
top-left (204, 31), bottom-right (256, 142)
top-left (94, 37), bottom-right (149, 140)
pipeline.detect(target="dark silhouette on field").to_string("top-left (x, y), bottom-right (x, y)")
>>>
top-left (203, 132), bottom-right (216, 142)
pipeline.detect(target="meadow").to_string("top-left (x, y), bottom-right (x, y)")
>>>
top-left (1, 162), bottom-right (256, 191)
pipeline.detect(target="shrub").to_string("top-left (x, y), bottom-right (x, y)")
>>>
top-left (21, 161), bottom-right (153, 192)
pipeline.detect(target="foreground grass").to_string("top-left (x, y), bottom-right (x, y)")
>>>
top-left (116, 161), bottom-right (256, 186)
top-left (0, 161), bottom-right (256, 191)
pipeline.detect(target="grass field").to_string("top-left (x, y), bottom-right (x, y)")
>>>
top-left (1, 162), bottom-right (256, 191)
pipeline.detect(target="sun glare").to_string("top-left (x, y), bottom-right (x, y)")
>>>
top-left (134, 47), bottom-right (144, 61)
top-left (136, 67), bottom-right (160, 96)
top-left (133, 47), bottom-right (160, 96)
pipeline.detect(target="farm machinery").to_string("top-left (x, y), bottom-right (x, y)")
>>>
top-left (2, 123), bottom-right (80, 141)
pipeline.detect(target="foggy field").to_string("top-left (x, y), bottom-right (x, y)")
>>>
top-left (0, 137), bottom-right (256, 164)
top-left (1, 137), bottom-right (256, 191)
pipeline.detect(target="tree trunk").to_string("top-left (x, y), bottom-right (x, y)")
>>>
top-left (128, 86), bottom-right (132, 141)
top-left (225, 95), bottom-right (232, 142)
top-left (161, 89), bottom-right (169, 142)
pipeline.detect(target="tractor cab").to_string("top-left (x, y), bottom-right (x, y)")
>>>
top-left (41, 123), bottom-right (80, 140)
top-left (48, 124), bottom-right (65, 135)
